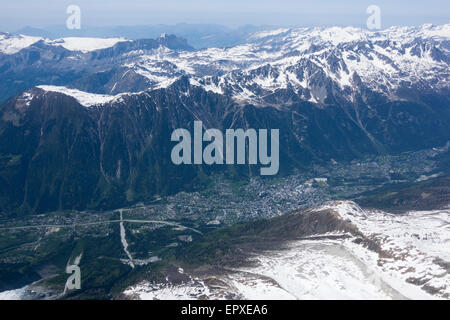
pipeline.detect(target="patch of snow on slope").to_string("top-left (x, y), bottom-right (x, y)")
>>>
top-left (251, 28), bottom-right (290, 39)
top-left (48, 37), bottom-right (128, 53)
top-left (37, 85), bottom-right (117, 107)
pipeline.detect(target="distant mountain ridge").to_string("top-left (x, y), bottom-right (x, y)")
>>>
top-left (0, 33), bottom-right (193, 103)
top-left (12, 24), bottom-right (274, 49)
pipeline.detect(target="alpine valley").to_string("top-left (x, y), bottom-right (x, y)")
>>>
top-left (0, 23), bottom-right (449, 300)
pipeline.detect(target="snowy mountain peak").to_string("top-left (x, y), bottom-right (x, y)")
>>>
top-left (0, 33), bottom-right (43, 54)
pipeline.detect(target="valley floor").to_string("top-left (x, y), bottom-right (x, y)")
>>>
top-left (0, 144), bottom-right (449, 300)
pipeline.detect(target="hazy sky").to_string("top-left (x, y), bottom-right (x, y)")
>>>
top-left (1, 0), bottom-right (449, 31)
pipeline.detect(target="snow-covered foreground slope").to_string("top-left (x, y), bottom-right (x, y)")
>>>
top-left (124, 202), bottom-right (449, 300)
top-left (320, 202), bottom-right (450, 298)
top-left (0, 287), bottom-right (27, 300)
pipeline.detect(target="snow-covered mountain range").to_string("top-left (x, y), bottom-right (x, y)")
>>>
top-left (0, 23), bottom-right (448, 105)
